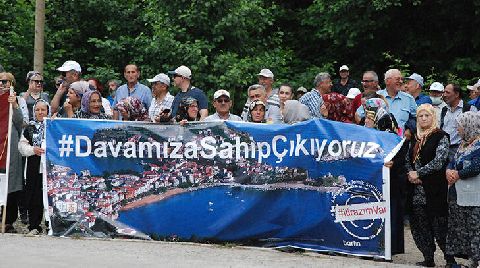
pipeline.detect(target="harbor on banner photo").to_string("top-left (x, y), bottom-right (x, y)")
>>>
top-left (44, 118), bottom-right (402, 259)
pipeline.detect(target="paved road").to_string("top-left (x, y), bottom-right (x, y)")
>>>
top-left (1, 225), bottom-right (470, 267)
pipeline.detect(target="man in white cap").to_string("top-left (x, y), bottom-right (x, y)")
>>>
top-left (203, 89), bottom-right (241, 121)
top-left (169, 65), bottom-right (208, 120)
top-left (113, 64), bottom-right (152, 120)
top-left (467, 79), bottom-right (480, 109)
top-left (332, 65), bottom-right (358, 96)
top-left (428, 82), bottom-right (447, 124)
top-left (51, 60), bottom-right (82, 113)
top-left (241, 69), bottom-right (280, 121)
top-left (147, 73), bottom-right (174, 122)
top-left (404, 73), bottom-right (432, 105)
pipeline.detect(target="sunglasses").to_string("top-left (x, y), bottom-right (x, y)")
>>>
top-left (362, 80), bottom-right (375, 83)
top-left (0, 80), bottom-right (10, 85)
top-left (31, 80), bottom-right (43, 84)
top-left (216, 98), bottom-right (230, 104)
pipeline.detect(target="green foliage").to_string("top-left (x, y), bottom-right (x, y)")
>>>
top-left (1, 0), bottom-right (480, 113)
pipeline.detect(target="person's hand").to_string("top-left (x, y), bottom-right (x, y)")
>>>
top-left (384, 161), bottom-right (393, 168)
top-left (63, 101), bottom-right (72, 112)
top-left (408, 171), bottom-right (421, 184)
top-left (51, 112), bottom-right (58, 119)
top-left (179, 119), bottom-right (187, 126)
top-left (446, 169), bottom-right (460, 185)
top-left (23, 89), bottom-right (30, 99)
top-left (8, 92), bottom-right (19, 109)
top-left (33, 146), bottom-right (45, 156)
top-left (320, 104), bottom-right (328, 117)
top-left (56, 82), bottom-right (67, 95)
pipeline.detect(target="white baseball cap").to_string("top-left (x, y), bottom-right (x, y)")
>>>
top-left (339, 65), bottom-right (349, 71)
top-left (147, 73), bottom-right (170, 85)
top-left (213, 89), bottom-right (230, 99)
top-left (346, 87), bottom-right (361, 99)
top-left (57, 60), bottom-right (82, 72)
top-left (168, 65), bottom-right (192, 79)
top-left (257, 69), bottom-right (274, 78)
top-left (429, 82), bottom-right (445, 92)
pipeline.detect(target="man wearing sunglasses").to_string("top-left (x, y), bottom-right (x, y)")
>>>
top-left (51, 60), bottom-right (82, 113)
top-left (21, 71), bottom-right (50, 121)
top-left (204, 90), bottom-right (241, 121)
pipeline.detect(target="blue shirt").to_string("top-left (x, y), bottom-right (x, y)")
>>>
top-left (377, 89), bottom-right (417, 130)
top-left (171, 86), bottom-right (209, 117)
top-left (415, 93), bottom-right (433, 105)
top-left (468, 97), bottom-right (480, 109)
top-left (113, 82), bottom-right (152, 109)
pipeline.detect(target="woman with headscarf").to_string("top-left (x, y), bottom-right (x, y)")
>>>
top-left (21, 71), bottom-right (50, 121)
top-left (446, 111), bottom-right (480, 268)
top-left (175, 97), bottom-right (200, 123)
top-left (320, 92), bottom-right (353, 123)
top-left (405, 104), bottom-right (453, 267)
top-left (18, 99), bottom-right (50, 235)
top-left (58, 81), bottom-right (89, 118)
top-left (73, 90), bottom-right (111, 119)
top-left (115, 96), bottom-right (149, 121)
top-left (247, 100), bottom-right (266, 123)
top-left (282, 100), bottom-right (311, 124)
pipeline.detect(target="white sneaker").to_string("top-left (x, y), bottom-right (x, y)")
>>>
top-left (26, 229), bottom-right (40, 236)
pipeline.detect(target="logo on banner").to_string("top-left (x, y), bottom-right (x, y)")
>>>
top-left (330, 180), bottom-right (386, 240)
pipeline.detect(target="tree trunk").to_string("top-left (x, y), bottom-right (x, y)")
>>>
top-left (33, 0), bottom-right (45, 73)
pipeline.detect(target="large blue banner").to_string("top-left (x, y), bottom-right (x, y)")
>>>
top-left (44, 118), bottom-right (402, 259)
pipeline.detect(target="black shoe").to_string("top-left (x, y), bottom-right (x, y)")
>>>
top-left (20, 210), bottom-right (28, 224)
top-left (4, 224), bottom-right (17, 233)
top-left (416, 260), bottom-right (436, 267)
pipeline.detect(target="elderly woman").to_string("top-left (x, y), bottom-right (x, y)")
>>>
top-left (115, 96), bottom-right (149, 121)
top-left (405, 104), bottom-right (453, 267)
top-left (21, 71), bottom-right (50, 121)
top-left (18, 99), bottom-right (50, 234)
top-left (58, 81), bottom-right (90, 118)
top-left (73, 90), bottom-right (111, 119)
top-left (175, 97), bottom-right (200, 123)
top-left (247, 100), bottom-right (266, 123)
top-left (446, 111), bottom-right (480, 268)
top-left (0, 72), bottom-right (24, 233)
top-left (282, 100), bottom-right (311, 124)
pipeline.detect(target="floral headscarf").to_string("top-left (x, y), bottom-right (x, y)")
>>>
top-left (81, 90), bottom-right (100, 113)
top-left (247, 100), bottom-right (266, 123)
top-left (457, 111), bottom-right (480, 150)
top-left (115, 96), bottom-right (149, 121)
top-left (322, 92), bottom-right (352, 122)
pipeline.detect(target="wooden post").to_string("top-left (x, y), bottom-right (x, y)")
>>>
top-left (33, 0), bottom-right (45, 73)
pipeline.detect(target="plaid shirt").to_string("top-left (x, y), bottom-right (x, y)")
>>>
top-left (148, 92), bottom-right (174, 122)
top-left (299, 89), bottom-right (323, 118)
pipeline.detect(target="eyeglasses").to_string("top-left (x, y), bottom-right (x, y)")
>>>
top-left (362, 80), bottom-right (375, 83)
top-left (216, 98), bottom-right (230, 104)
top-left (31, 80), bottom-right (43, 84)
top-left (0, 80), bottom-right (10, 85)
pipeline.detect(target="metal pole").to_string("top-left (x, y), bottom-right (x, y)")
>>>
top-left (33, 0), bottom-right (45, 73)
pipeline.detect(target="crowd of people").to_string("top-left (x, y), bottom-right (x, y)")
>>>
top-left (1, 61), bottom-right (480, 267)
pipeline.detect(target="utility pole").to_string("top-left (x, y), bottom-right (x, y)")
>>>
top-left (33, 0), bottom-right (45, 73)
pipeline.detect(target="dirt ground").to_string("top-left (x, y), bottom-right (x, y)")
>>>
top-left (0, 222), bottom-right (470, 268)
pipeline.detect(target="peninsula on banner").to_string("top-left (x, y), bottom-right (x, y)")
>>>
top-left (45, 118), bottom-right (402, 259)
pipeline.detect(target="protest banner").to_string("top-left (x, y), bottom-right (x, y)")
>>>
top-left (45, 118), bottom-right (402, 259)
